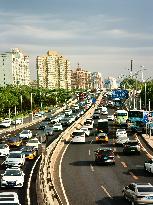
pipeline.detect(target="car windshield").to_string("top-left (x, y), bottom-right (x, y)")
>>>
top-left (72, 132), bottom-right (84, 136)
top-left (28, 140), bottom-right (38, 143)
top-left (126, 142), bottom-right (138, 146)
top-left (0, 144), bottom-right (5, 149)
top-left (4, 169), bottom-right (21, 176)
top-left (137, 187), bottom-right (153, 192)
top-left (21, 146), bottom-right (33, 151)
top-left (117, 129), bottom-right (125, 132)
top-left (84, 121), bottom-right (91, 125)
top-left (0, 203), bottom-right (19, 205)
top-left (96, 150), bottom-right (113, 156)
top-left (8, 138), bottom-right (18, 142)
top-left (21, 130), bottom-right (29, 134)
top-left (9, 153), bottom-right (21, 158)
top-left (55, 124), bottom-right (61, 126)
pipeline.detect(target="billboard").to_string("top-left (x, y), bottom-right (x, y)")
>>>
top-left (112, 89), bottom-right (129, 99)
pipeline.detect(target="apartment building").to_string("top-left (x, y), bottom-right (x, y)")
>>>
top-left (0, 48), bottom-right (30, 86)
top-left (37, 51), bottom-right (71, 90)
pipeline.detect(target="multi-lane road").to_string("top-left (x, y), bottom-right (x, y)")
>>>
top-left (55, 108), bottom-right (153, 205)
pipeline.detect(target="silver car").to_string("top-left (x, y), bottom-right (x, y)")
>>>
top-left (122, 183), bottom-right (153, 205)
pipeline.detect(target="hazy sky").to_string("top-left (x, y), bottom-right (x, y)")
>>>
top-left (0, 0), bottom-right (153, 80)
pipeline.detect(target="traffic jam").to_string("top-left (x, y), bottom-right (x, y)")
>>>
top-left (0, 89), bottom-right (153, 205)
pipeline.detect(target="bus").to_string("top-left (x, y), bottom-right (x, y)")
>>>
top-left (128, 110), bottom-right (149, 124)
top-left (96, 119), bottom-right (109, 134)
top-left (114, 110), bottom-right (128, 125)
top-left (71, 130), bottom-right (86, 143)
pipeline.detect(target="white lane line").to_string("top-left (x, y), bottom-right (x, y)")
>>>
top-left (27, 155), bottom-right (41, 205)
top-left (90, 140), bottom-right (93, 144)
top-left (129, 171), bottom-right (139, 180)
top-left (114, 147), bottom-right (117, 152)
top-left (101, 185), bottom-right (112, 198)
top-left (89, 149), bottom-right (91, 156)
top-left (121, 161), bottom-right (128, 168)
top-left (90, 164), bottom-right (94, 172)
top-left (59, 144), bottom-right (70, 205)
top-left (116, 154), bottom-right (120, 159)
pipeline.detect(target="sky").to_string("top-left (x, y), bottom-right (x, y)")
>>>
top-left (0, 0), bottom-right (153, 80)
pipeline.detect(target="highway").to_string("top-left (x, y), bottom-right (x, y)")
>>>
top-left (57, 108), bottom-right (153, 205)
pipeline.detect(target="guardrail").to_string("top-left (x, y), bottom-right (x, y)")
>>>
top-left (37, 95), bottom-right (102, 205)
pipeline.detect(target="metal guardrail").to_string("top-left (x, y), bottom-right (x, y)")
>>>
top-left (37, 95), bottom-right (102, 205)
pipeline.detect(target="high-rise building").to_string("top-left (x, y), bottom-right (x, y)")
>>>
top-left (90, 72), bottom-right (103, 90)
top-left (71, 64), bottom-right (103, 90)
top-left (71, 64), bottom-right (91, 90)
top-left (37, 51), bottom-right (71, 90)
top-left (0, 48), bottom-right (30, 86)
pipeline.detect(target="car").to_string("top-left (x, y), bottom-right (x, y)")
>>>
top-left (7, 136), bottom-right (23, 147)
top-left (60, 117), bottom-right (72, 126)
top-left (43, 116), bottom-right (53, 123)
top-left (44, 127), bottom-right (53, 136)
top-left (65, 109), bottom-right (72, 116)
top-left (37, 122), bottom-right (49, 130)
top-left (116, 129), bottom-right (127, 138)
top-left (95, 132), bottom-right (108, 143)
top-left (80, 127), bottom-right (90, 136)
top-left (53, 123), bottom-right (63, 131)
top-left (92, 112), bottom-right (100, 119)
top-left (107, 115), bottom-right (114, 121)
top-left (19, 146), bottom-right (37, 160)
top-left (0, 192), bottom-right (20, 204)
top-left (122, 182), bottom-right (153, 205)
top-left (11, 118), bottom-right (23, 125)
top-left (0, 144), bottom-right (9, 157)
top-left (4, 151), bottom-right (25, 167)
top-left (84, 118), bottom-right (94, 129)
top-left (94, 148), bottom-right (115, 165)
top-left (26, 137), bottom-right (41, 150)
top-left (0, 118), bottom-right (11, 128)
top-left (50, 117), bottom-right (59, 124)
top-left (1, 167), bottom-right (25, 188)
top-left (123, 140), bottom-right (141, 154)
top-left (34, 112), bottom-right (42, 117)
top-left (19, 129), bottom-right (32, 140)
top-left (115, 135), bottom-right (129, 146)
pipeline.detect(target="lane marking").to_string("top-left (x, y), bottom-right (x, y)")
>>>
top-left (101, 185), bottom-right (112, 198)
top-left (59, 144), bottom-right (70, 205)
top-left (116, 154), bottom-right (120, 159)
top-left (90, 164), bottom-right (94, 172)
top-left (114, 147), bottom-right (117, 152)
top-left (90, 140), bottom-right (93, 144)
top-left (27, 155), bottom-right (41, 205)
top-left (89, 149), bottom-right (91, 156)
top-left (121, 161), bottom-right (128, 168)
top-left (129, 171), bottom-right (139, 180)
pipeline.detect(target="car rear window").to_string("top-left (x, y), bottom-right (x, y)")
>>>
top-left (137, 187), bottom-right (153, 192)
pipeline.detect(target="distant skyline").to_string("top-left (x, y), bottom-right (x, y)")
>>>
top-left (0, 0), bottom-right (153, 80)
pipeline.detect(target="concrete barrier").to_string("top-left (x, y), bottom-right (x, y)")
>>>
top-left (37, 94), bottom-right (102, 205)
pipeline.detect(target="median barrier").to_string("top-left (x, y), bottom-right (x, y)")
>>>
top-left (36, 94), bottom-right (102, 205)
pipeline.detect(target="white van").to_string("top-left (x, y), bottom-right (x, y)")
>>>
top-left (71, 130), bottom-right (86, 143)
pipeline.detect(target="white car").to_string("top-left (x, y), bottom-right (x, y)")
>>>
top-left (80, 127), bottom-right (90, 136)
top-left (0, 192), bottom-right (20, 204)
top-left (26, 137), bottom-right (41, 150)
top-left (116, 129), bottom-right (127, 138)
top-left (4, 151), bottom-right (25, 167)
top-left (1, 168), bottom-right (25, 188)
top-left (19, 129), bottom-right (32, 140)
top-left (34, 112), bottom-right (42, 117)
top-left (51, 117), bottom-right (59, 124)
top-left (0, 118), bottom-right (11, 128)
top-left (0, 144), bottom-right (9, 157)
top-left (84, 118), bottom-right (94, 129)
top-left (53, 123), bottom-right (63, 131)
top-left (107, 115), bottom-right (114, 121)
top-left (144, 159), bottom-right (153, 173)
top-left (11, 118), bottom-right (23, 125)
top-left (115, 135), bottom-right (129, 145)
